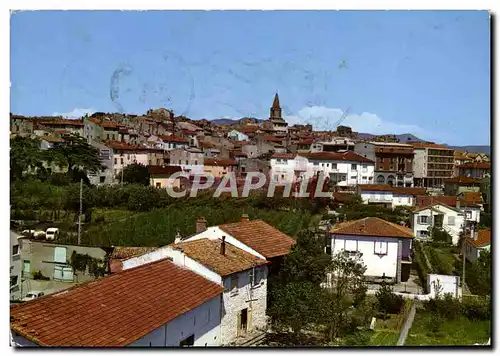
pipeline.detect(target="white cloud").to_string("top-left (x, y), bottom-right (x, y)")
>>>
top-left (52, 108), bottom-right (95, 119)
top-left (284, 106), bottom-right (423, 136)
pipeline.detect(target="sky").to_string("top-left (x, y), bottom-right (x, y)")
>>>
top-left (10, 10), bottom-right (490, 145)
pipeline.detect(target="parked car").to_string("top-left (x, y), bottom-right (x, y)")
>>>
top-left (46, 228), bottom-right (59, 241)
top-left (22, 291), bottom-right (44, 302)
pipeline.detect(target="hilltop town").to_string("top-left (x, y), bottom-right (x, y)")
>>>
top-left (10, 93), bottom-right (491, 347)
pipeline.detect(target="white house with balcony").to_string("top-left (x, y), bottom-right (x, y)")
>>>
top-left (327, 217), bottom-right (414, 283)
top-left (227, 130), bottom-right (249, 142)
top-left (411, 202), bottom-right (464, 245)
top-left (269, 153), bottom-right (308, 183)
top-left (299, 151), bottom-right (375, 187)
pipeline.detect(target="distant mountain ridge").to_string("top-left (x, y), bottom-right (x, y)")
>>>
top-left (206, 118), bottom-right (490, 154)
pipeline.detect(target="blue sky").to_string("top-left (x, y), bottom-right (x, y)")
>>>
top-left (11, 10), bottom-right (490, 145)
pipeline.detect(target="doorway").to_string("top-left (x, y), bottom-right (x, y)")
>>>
top-left (238, 308), bottom-right (248, 336)
top-left (179, 334), bottom-right (194, 347)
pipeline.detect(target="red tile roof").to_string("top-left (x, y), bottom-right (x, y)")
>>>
top-left (299, 151), bottom-right (374, 163)
top-left (171, 238), bottom-right (268, 277)
top-left (412, 142), bottom-right (451, 149)
top-left (444, 176), bottom-right (479, 184)
top-left (148, 165), bottom-right (183, 175)
top-left (40, 119), bottom-right (84, 127)
top-left (218, 219), bottom-right (295, 258)
top-left (10, 259), bottom-right (224, 347)
top-left (182, 129), bottom-right (198, 136)
top-left (357, 184), bottom-right (426, 196)
top-left (204, 158), bottom-right (237, 166)
top-left (332, 192), bottom-right (355, 202)
top-left (330, 217), bottom-right (414, 239)
top-left (262, 135), bottom-right (283, 143)
top-left (104, 140), bottom-right (149, 151)
top-left (459, 191), bottom-right (484, 205)
top-left (459, 162), bottom-right (491, 170)
top-left (110, 246), bottom-right (157, 260)
top-left (465, 229), bottom-right (491, 248)
top-left (232, 151), bottom-right (247, 157)
top-left (415, 195), bottom-right (458, 209)
top-left (271, 153), bottom-right (297, 159)
top-left (297, 138), bottom-right (314, 145)
top-left (158, 135), bottom-right (188, 143)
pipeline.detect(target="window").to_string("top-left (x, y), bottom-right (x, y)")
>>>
top-left (127, 154), bottom-right (130, 160)
top-left (332, 163), bottom-right (337, 169)
top-left (54, 247), bottom-right (67, 263)
top-left (114, 158), bottom-right (117, 165)
top-left (313, 162), bottom-right (319, 166)
top-left (10, 275), bottom-right (18, 288)
top-left (107, 134), bottom-right (110, 139)
top-left (362, 176), bottom-right (367, 180)
top-left (156, 182), bottom-right (161, 188)
top-left (230, 275), bottom-right (239, 294)
top-left (251, 268), bottom-right (262, 287)
top-left (344, 240), bottom-right (358, 252)
top-left (418, 230), bottom-right (430, 238)
top-left (121, 158), bottom-right (124, 165)
top-left (185, 160), bottom-right (188, 165)
top-left (447, 216), bottom-right (455, 226)
top-left (194, 160), bottom-right (198, 165)
top-left (351, 164), bottom-right (357, 170)
top-left (321, 163), bottom-right (325, 167)
top-left (466, 211), bottom-right (472, 219)
top-left (374, 241), bottom-right (388, 255)
top-left (351, 175), bottom-right (357, 180)
top-left (362, 164), bottom-right (368, 172)
top-left (99, 176), bottom-right (105, 184)
top-left (12, 245), bottom-right (19, 256)
top-left (418, 215), bottom-right (429, 224)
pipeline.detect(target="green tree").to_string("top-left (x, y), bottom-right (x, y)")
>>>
top-left (10, 136), bottom-right (44, 180)
top-left (49, 134), bottom-right (102, 175)
top-left (321, 251), bottom-right (367, 341)
top-left (375, 281), bottom-right (404, 317)
top-left (468, 249), bottom-right (491, 295)
top-left (117, 163), bottom-right (150, 186)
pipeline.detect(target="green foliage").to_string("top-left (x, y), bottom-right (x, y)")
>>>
top-left (10, 136), bottom-right (45, 180)
top-left (69, 251), bottom-right (107, 278)
top-left (479, 212), bottom-right (491, 228)
top-left (466, 250), bottom-right (491, 296)
top-left (430, 227), bottom-right (453, 245)
top-left (118, 163), bottom-right (150, 186)
top-left (342, 331), bottom-right (372, 346)
top-left (268, 281), bottom-right (322, 334)
top-left (49, 134), bottom-right (103, 174)
top-left (276, 229), bottom-right (331, 285)
top-left (413, 241), bottom-right (431, 289)
top-left (461, 296), bottom-right (491, 321)
top-left (426, 245), bottom-right (456, 275)
top-left (32, 270), bottom-right (50, 281)
top-left (424, 293), bottom-right (462, 320)
top-left (375, 281), bottom-right (404, 316)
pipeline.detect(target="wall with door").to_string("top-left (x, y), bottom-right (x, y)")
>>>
top-left (220, 266), bottom-right (268, 344)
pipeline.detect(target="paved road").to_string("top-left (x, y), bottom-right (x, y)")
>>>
top-left (397, 301), bottom-right (417, 346)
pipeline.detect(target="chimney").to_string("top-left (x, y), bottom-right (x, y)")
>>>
top-left (220, 236), bottom-right (226, 255)
top-left (196, 216), bottom-right (207, 233)
top-left (241, 214), bottom-right (249, 222)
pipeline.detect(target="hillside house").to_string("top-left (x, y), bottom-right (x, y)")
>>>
top-left (119, 237), bottom-right (269, 345)
top-left (328, 217), bottom-right (414, 283)
top-left (10, 231), bottom-right (22, 300)
top-left (184, 215), bottom-right (295, 276)
top-left (228, 129), bottom-right (249, 142)
top-left (203, 158), bottom-right (238, 178)
top-left (11, 259), bottom-right (224, 347)
top-left (157, 135), bottom-right (189, 151)
top-left (269, 153), bottom-right (308, 183)
top-left (411, 202), bottom-right (465, 245)
top-left (464, 228), bottom-right (491, 263)
top-left (104, 141), bottom-right (150, 180)
top-left (168, 148), bottom-right (205, 176)
top-left (299, 151), bottom-right (375, 186)
top-left (443, 176), bottom-right (481, 196)
top-left (357, 185), bottom-right (426, 208)
top-left (148, 165), bottom-right (183, 189)
top-left (458, 162), bottom-right (491, 179)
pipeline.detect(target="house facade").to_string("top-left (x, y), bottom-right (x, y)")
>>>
top-left (328, 217), bottom-right (414, 283)
top-left (411, 203), bottom-right (464, 245)
top-left (158, 135), bottom-right (189, 151)
top-left (228, 130), bottom-right (249, 142)
top-left (299, 151), bottom-right (375, 186)
top-left (203, 158), bottom-right (238, 178)
top-left (148, 165), bottom-right (183, 189)
top-left (269, 153), bottom-right (308, 183)
top-left (168, 148), bottom-right (205, 176)
top-left (412, 143), bottom-right (455, 188)
top-left (357, 185), bottom-right (426, 208)
top-left (10, 231), bottom-right (22, 300)
top-left (464, 229), bottom-right (490, 263)
top-left (458, 162), bottom-right (491, 179)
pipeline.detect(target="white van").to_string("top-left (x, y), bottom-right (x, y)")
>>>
top-left (45, 228), bottom-right (59, 241)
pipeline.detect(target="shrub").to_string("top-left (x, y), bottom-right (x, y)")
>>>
top-left (342, 331), bottom-right (372, 346)
top-left (32, 270), bottom-right (50, 281)
top-left (375, 281), bottom-right (404, 315)
top-left (424, 293), bottom-right (462, 320)
top-left (461, 296), bottom-right (491, 321)
top-left (428, 313), bottom-right (444, 333)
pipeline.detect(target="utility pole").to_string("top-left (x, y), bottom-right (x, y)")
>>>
top-left (461, 221), bottom-right (468, 296)
top-left (77, 178), bottom-right (83, 245)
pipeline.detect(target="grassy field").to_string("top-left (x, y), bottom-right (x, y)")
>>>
top-left (405, 312), bottom-right (491, 346)
top-left (369, 330), bottom-right (400, 346)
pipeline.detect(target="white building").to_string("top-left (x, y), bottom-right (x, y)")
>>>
top-left (411, 203), bottom-right (465, 245)
top-left (105, 141), bottom-right (150, 179)
top-left (10, 231), bottom-right (22, 301)
top-left (269, 153), bottom-right (308, 183)
top-left (227, 130), bottom-right (249, 142)
top-left (464, 228), bottom-right (490, 263)
top-left (357, 185), bottom-right (427, 209)
top-left (157, 134), bottom-right (189, 151)
top-left (299, 151), bottom-right (375, 186)
top-left (120, 237), bottom-right (269, 345)
top-left (328, 217), bottom-right (414, 283)
top-left (11, 258), bottom-right (224, 347)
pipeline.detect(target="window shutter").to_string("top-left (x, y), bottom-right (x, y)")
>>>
top-left (54, 247), bottom-right (67, 263)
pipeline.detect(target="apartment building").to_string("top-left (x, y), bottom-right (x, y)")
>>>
top-left (355, 142), bottom-right (415, 187)
top-left (412, 143), bottom-right (454, 188)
